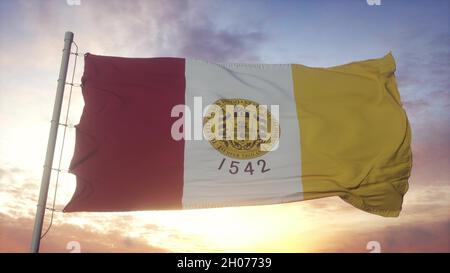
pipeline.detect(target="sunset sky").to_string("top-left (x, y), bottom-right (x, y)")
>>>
top-left (0, 0), bottom-right (449, 252)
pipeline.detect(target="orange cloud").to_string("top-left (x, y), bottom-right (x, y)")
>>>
top-left (314, 219), bottom-right (450, 253)
top-left (0, 213), bottom-right (168, 253)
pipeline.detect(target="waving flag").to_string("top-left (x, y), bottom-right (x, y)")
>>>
top-left (64, 53), bottom-right (412, 217)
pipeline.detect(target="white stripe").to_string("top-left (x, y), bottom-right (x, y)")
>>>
top-left (182, 59), bottom-right (303, 208)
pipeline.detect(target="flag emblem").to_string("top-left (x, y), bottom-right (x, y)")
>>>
top-left (203, 98), bottom-right (280, 160)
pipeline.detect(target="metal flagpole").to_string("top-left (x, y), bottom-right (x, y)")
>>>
top-left (30, 31), bottom-right (74, 253)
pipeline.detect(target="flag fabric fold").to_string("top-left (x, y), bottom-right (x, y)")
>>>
top-left (64, 53), bottom-right (412, 217)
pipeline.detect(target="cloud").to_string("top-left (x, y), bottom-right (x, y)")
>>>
top-left (429, 90), bottom-right (450, 108)
top-left (301, 186), bottom-right (450, 252)
top-left (403, 99), bottom-right (430, 114)
top-left (318, 219), bottom-right (450, 253)
top-left (395, 33), bottom-right (449, 108)
top-left (178, 21), bottom-right (266, 61)
top-left (0, 213), bottom-right (168, 252)
top-left (403, 90), bottom-right (450, 116)
top-left (409, 118), bottom-right (450, 185)
top-left (392, 34), bottom-right (450, 188)
top-left (397, 52), bottom-right (449, 94)
top-left (10, 0), bottom-right (267, 62)
top-left (0, 166), bottom-right (40, 219)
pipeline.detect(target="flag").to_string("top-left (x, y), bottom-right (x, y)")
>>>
top-left (64, 52), bottom-right (412, 217)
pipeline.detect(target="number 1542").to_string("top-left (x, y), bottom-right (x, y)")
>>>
top-left (218, 158), bottom-right (270, 175)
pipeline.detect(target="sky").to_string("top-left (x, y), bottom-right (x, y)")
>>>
top-left (0, 0), bottom-right (449, 252)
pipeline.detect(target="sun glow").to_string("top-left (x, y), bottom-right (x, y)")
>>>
top-left (128, 203), bottom-right (320, 252)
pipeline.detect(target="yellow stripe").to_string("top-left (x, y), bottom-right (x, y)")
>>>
top-left (292, 53), bottom-right (412, 217)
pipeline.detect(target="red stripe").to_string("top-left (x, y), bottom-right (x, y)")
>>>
top-left (64, 54), bottom-right (185, 212)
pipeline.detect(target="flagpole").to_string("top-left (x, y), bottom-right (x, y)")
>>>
top-left (30, 31), bottom-right (74, 253)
